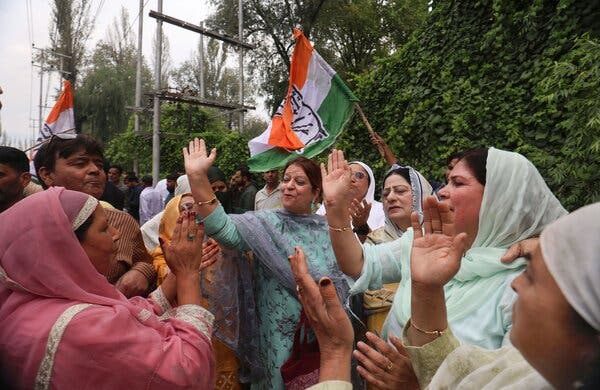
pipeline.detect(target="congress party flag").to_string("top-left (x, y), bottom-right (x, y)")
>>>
top-left (247, 29), bottom-right (358, 171)
top-left (37, 80), bottom-right (75, 142)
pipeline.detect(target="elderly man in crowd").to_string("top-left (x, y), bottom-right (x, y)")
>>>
top-left (34, 134), bottom-right (157, 297)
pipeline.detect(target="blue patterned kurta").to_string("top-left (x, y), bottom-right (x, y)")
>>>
top-left (204, 205), bottom-right (349, 389)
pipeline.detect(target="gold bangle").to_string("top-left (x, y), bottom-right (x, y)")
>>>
top-left (410, 320), bottom-right (446, 337)
top-left (329, 225), bottom-right (352, 232)
top-left (197, 196), bottom-right (217, 206)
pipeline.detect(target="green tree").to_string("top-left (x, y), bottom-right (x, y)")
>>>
top-left (338, 0), bottom-right (600, 209)
top-left (48, 0), bottom-right (95, 85)
top-left (76, 7), bottom-right (153, 142)
top-left (105, 103), bottom-right (250, 178)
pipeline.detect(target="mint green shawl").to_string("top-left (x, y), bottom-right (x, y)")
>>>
top-left (355, 147), bottom-right (567, 328)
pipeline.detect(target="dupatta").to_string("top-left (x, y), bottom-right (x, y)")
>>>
top-left (392, 147), bottom-right (567, 324)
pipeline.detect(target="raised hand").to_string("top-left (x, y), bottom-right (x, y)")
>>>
top-left (350, 198), bottom-right (372, 228)
top-left (289, 246), bottom-right (354, 360)
top-left (320, 149), bottom-right (353, 210)
top-left (410, 196), bottom-right (468, 288)
top-left (183, 138), bottom-right (217, 178)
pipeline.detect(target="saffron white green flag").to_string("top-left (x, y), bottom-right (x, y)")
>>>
top-left (37, 80), bottom-right (75, 142)
top-left (247, 29), bottom-right (358, 171)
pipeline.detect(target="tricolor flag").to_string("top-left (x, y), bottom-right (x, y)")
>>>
top-left (247, 29), bottom-right (358, 171)
top-left (37, 80), bottom-right (75, 142)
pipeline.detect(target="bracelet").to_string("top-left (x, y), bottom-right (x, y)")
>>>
top-left (329, 225), bottom-right (352, 232)
top-left (196, 196), bottom-right (217, 206)
top-left (410, 320), bottom-right (446, 338)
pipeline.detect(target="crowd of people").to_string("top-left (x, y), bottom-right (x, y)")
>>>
top-left (0, 133), bottom-right (597, 389)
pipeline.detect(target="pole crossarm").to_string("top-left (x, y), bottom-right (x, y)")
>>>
top-left (146, 90), bottom-right (256, 112)
top-left (148, 10), bottom-right (256, 50)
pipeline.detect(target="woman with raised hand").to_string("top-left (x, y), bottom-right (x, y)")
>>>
top-left (402, 198), bottom-right (600, 388)
top-left (0, 188), bottom-right (216, 389)
top-left (322, 147), bottom-right (566, 386)
top-left (362, 164), bottom-right (433, 334)
top-left (183, 138), bottom-right (351, 389)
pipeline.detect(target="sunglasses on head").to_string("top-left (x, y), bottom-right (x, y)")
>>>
top-left (24, 131), bottom-right (77, 153)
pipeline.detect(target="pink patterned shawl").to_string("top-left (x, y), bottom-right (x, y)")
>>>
top-left (0, 188), bottom-right (215, 389)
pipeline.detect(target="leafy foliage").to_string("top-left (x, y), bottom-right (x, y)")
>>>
top-left (337, 0), bottom-right (600, 210)
top-left (105, 102), bottom-right (251, 179)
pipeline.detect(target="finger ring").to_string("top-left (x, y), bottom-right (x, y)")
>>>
top-left (385, 361), bottom-right (393, 372)
top-left (187, 234), bottom-right (195, 241)
top-left (296, 285), bottom-right (302, 294)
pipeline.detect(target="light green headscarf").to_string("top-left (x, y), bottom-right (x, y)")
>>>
top-left (394, 147), bottom-right (567, 324)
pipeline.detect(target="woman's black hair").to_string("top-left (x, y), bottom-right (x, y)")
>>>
top-left (384, 167), bottom-right (411, 188)
top-left (457, 148), bottom-right (488, 186)
top-left (74, 213), bottom-right (95, 242)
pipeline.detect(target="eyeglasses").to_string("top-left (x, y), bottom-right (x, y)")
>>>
top-left (352, 171), bottom-right (367, 180)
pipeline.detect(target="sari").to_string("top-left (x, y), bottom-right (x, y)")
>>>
top-left (0, 188), bottom-right (215, 389)
top-left (351, 148), bottom-right (567, 348)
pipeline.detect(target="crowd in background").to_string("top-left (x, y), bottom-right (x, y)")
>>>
top-left (0, 134), bottom-right (598, 389)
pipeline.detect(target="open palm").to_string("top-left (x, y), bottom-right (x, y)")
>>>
top-left (410, 196), bottom-right (468, 287)
top-left (321, 149), bottom-right (353, 207)
top-left (183, 138), bottom-right (216, 177)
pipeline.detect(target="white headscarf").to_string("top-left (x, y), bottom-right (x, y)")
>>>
top-left (316, 161), bottom-right (386, 230)
top-left (541, 202), bottom-right (600, 331)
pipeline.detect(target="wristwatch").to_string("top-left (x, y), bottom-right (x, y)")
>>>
top-left (352, 223), bottom-right (370, 235)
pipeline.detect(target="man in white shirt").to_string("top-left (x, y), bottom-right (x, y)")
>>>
top-left (139, 175), bottom-right (163, 225)
top-left (254, 169), bottom-right (281, 210)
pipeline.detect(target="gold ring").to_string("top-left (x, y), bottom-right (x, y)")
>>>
top-left (385, 361), bottom-right (393, 372)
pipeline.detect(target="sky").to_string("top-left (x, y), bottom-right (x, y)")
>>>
top-left (0, 0), bottom-right (251, 146)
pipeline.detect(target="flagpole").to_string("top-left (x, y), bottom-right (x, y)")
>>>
top-left (353, 103), bottom-right (385, 157)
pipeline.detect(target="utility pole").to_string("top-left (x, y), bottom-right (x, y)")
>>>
top-left (152, 0), bottom-right (163, 185)
top-left (32, 45), bottom-right (71, 142)
top-left (238, 0), bottom-right (244, 132)
top-left (134, 0), bottom-right (144, 174)
top-left (199, 22), bottom-right (205, 100)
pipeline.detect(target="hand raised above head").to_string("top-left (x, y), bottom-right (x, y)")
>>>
top-left (320, 149), bottom-right (353, 209)
top-left (182, 138), bottom-right (217, 177)
top-left (410, 196), bottom-right (468, 288)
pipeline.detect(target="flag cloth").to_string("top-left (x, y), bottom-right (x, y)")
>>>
top-left (37, 80), bottom-right (75, 142)
top-left (247, 29), bottom-right (358, 171)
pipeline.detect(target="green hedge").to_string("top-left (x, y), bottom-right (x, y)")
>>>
top-left (337, 0), bottom-right (599, 210)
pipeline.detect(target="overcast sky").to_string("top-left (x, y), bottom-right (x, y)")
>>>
top-left (0, 0), bottom-right (238, 145)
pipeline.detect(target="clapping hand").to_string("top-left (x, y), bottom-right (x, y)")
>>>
top-left (289, 246), bottom-right (353, 382)
top-left (410, 196), bottom-right (468, 288)
top-left (183, 138), bottom-right (217, 178)
top-left (161, 211), bottom-right (206, 277)
top-left (349, 198), bottom-right (372, 229)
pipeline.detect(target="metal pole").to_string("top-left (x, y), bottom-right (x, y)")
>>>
top-left (134, 0), bottom-right (144, 173)
top-left (152, 0), bottom-right (163, 185)
top-left (199, 22), bottom-right (205, 100)
top-left (38, 50), bottom-right (44, 140)
top-left (238, 0), bottom-right (244, 132)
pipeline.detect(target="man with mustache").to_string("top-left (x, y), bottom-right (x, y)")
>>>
top-left (34, 134), bottom-right (157, 297)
